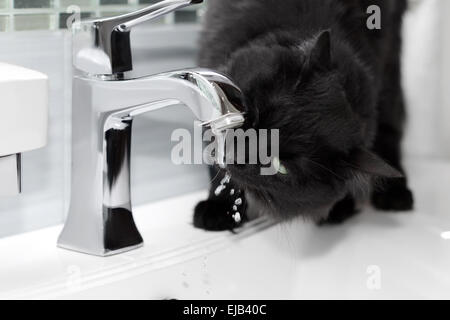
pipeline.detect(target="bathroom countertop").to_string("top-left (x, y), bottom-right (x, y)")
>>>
top-left (0, 157), bottom-right (450, 299)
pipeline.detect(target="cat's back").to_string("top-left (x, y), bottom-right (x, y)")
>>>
top-left (198, 0), bottom-right (406, 68)
top-left (198, 0), bottom-right (335, 67)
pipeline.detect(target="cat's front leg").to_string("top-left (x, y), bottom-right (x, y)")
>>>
top-left (372, 177), bottom-right (413, 211)
top-left (371, 123), bottom-right (414, 212)
top-left (193, 167), bottom-right (248, 231)
top-left (371, 30), bottom-right (414, 212)
top-left (318, 194), bottom-right (359, 225)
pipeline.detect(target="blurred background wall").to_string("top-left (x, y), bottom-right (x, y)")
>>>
top-left (441, 0), bottom-right (450, 158)
top-left (403, 0), bottom-right (450, 159)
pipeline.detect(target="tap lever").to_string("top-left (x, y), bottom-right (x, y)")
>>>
top-left (72, 0), bottom-right (203, 77)
top-left (116, 0), bottom-right (203, 32)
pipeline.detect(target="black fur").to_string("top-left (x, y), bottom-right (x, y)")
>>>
top-left (194, 0), bottom-right (414, 231)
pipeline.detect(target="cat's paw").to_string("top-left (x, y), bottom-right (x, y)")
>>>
top-left (318, 195), bottom-right (358, 226)
top-left (372, 179), bottom-right (414, 211)
top-left (193, 199), bottom-right (245, 231)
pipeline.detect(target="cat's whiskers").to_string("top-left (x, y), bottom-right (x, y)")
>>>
top-left (209, 169), bottom-right (222, 185)
top-left (303, 158), bottom-right (344, 180)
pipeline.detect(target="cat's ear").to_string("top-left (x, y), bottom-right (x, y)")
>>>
top-left (311, 30), bottom-right (332, 68)
top-left (349, 148), bottom-right (403, 178)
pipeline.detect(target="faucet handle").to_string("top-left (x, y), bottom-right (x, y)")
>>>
top-left (72, 0), bottom-right (203, 77)
top-left (116, 0), bottom-right (202, 32)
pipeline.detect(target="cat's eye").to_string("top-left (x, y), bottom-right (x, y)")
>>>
top-left (273, 157), bottom-right (288, 175)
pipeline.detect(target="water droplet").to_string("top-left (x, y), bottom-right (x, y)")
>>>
top-left (216, 132), bottom-right (226, 169)
top-left (233, 205), bottom-right (238, 211)
top-left (214, 185), bottom-right (226, 196)
top-left (234, 212), bottom-right (241, 223)
top-left (221, 172), bottom-right (231, 185)
top-left (230, 189), bottom-right (235, 196)
top-left (235, 198), bottom-right (242, 206)
top-left (215, 172), bottom-right (232, 196)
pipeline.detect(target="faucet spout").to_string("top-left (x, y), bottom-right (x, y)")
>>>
top-left (58, 69), bottom-right (246, 256)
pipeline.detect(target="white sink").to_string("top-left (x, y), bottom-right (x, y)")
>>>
top-left (0, 63), bottom-right (48, 196)
top-left (0, 63), bottom-right (48, 157)
top-left (0, 157), bottom-right (449, 299)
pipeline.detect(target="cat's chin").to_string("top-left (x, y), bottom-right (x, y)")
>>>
top-left (244, 191), bottom-right (268, 220)
top-left (245, 190), bottom-right (333, 222)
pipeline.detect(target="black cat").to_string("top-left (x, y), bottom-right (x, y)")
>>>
top-left (194, 0), bottom-right (413, 231)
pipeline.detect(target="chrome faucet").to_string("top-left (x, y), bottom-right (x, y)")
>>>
top-left (57, 0), bottom-right (246, 256)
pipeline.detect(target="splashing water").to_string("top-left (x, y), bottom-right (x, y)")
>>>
top-left (215, 131), bottom-right (227, 169)
top-left (214, 172), bottom-right (232, 196)
top-left (233, 212), bottom-right (242, 223)
top-left (221, 173), bottom-right (231, 185)
top-left (214, 185), bottom-right (226, 196)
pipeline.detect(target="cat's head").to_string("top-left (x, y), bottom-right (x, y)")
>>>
top-left (222, 30), bottom-right (401, 220)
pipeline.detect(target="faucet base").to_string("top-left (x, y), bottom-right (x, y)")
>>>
top-left (57, 242), bottom-right (144, 257)
top-left (57, 207), bottom-right (144, 257)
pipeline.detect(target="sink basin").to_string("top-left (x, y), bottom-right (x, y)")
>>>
top-left (0, 157), bottom-right (449, 299)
